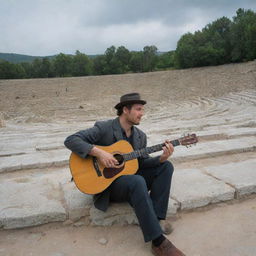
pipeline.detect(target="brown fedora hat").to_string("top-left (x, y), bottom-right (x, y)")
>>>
top-left (114, 93), bottom-right (147, 109)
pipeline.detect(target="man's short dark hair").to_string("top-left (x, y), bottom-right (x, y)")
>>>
top-left (116, 104), bottom-right (133, 116)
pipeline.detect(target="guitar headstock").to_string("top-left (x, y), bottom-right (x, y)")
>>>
top-left (179, 133), bottom-right (198, 147)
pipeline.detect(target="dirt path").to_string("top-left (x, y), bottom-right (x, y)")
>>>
top-left (1, 197), bottom-right (256, 256)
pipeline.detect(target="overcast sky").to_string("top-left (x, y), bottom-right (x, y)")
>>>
top-left (1, 0), bottom-right (255, 56)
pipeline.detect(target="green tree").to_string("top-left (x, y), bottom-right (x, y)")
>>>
top-left (230, 8), bottom-right (256, 62)
top-left (15, 63), bottom-right (26, 78)
top-left (31, 58), bottom-right (42, 77)
top-left (72, 50), bottom-right (92, 76)
top-left (202, 17), bottom-right (232, 64)
top-left (0, 61), bottom-right (26, 79)
top-left (92, 55), bottom-right (107, 75)
top-left (41, 58), bottom-right (53, 77)
top-left (103, 46), bottom-right (122, 74)
top-left (175, 16), bottom-right (232, 68)
top-left (20, 62), bottom-right (33, 78)
top-left (157, 51), bottom-right (175, 69)
top-left (115, 46), bottom-right (131, 73)
top-left (142, 45), bottom-right (158, 72)
top-left (174, 32), bottom-right (197, 68)
top-left (53, 53), bottom-right (73, 77)
top-left (129, 51), bottom-right (143, 72)
top-left (31, 58), bottom-right (53, 78)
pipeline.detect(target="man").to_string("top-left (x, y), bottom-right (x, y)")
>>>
top-left (64, 93), bottom-right (185, 256)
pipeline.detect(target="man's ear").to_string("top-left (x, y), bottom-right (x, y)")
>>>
top-left (123, 106), bottom-right (129, 114)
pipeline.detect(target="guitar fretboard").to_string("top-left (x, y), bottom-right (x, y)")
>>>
top-left (123, 139), bottom-right (180, 161)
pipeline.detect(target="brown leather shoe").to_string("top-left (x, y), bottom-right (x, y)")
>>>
top-left (152, 238), bottom-right (186, 256)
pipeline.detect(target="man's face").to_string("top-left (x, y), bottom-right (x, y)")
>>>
top-left (124, 104), bottom-right (145, 125)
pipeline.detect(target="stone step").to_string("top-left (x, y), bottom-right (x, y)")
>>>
top-left (204, 159), bottom-right (256, 198)
top-left (0, 174), bottom-right (67, 229)
top-left (0, 149), bottom-right (69, 173)
top-left (1, 136), bottom-right (256, 174)
top-left (172, 136), bottom-right (256, 162)
top-left (1, 125), bottom-right (255, 157)
top-left (1, 159), bottom-right (255, 229)
top-left (148, 126), bottom-right (256, 140)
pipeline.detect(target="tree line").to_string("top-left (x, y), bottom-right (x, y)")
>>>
top-left (0, 47), bottom-right (174, 79)
top-left (0, 8), bottom-right (255, 79)
top-left (174, 8), bottom-right (256, 68)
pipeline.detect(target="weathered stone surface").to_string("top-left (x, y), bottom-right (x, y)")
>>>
top-left (167, 198), bottom-right (179, 216)
top-left (172, 137), bottom-right (256, 162)
top-left (0, 149), bottom-right (69, 173)
top-left (192, 127), bottom-right (256, 138)
top-left (62, 219), bottom-right (73, 226)
top-left (205, 159), bottom-right (256, 197)
top-left (50, 253), bottom-right (66, 256)
top-left (62, 181), bottom-right (93, 221)
top-left (89, 203), bottom-right (137, 226)
top-left (170, 169), bottom-right (235, 210)
top-left (1, 132), bottom-right (255, 174)
top-left (0, 177), bottom-right (67, 229)
top-left (73, 220), bottom-right (86, 227)
top-left (89, 197), bottom-right (178, 226)
top-left (98, 238), bottom-right (108, 245)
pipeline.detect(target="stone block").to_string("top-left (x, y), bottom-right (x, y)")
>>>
top-left (62, 181), bottom-right (93, 221)
top-left (167, 198), bottom-right (179, 216)
top-left (0, 177), bottom-right (67, 229)
top-left (89, 203), bottom-right (138, 226)
top-left (172, 137), bottom-right (256, 161)
top-left (0, 149), bottom-right (69, 173)
top-left (170, 169), bottom-right (235, 210)
top-left (205, 159), bottom-right (256, 197)
top-left (89, 197), bottom-right (178, 226)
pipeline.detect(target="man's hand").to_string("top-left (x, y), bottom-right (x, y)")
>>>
top-left (90, 146), bottom-right (119, 168)
top-left (159, 140), bottom-right (174, 163)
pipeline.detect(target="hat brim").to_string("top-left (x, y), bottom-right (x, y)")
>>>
top-left (114, 100), bottom-right (147, 109)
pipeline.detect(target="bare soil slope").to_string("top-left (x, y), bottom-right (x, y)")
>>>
top-left (0, 61), bottom-right (255, 124)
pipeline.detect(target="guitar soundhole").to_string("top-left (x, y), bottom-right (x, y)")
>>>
top-left (114, 154), bottom-right (124, 165)
top-left (103, 154), bottom-right (125, 179)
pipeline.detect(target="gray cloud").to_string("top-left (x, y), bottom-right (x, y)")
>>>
top-left (0, 0), bottom-right (255, 55)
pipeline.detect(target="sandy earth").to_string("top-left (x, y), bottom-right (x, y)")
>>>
top-left (0, 61), bottom-right (255, 124)
top-left (0, 197), bottom-right (256, 256)
top-left (0, 61), bottom-right (256, 256)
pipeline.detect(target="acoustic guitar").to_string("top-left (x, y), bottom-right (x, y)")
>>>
top-left (69, 134), bottom-right (198, 194)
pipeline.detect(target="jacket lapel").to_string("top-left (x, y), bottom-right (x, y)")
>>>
top-left (132, 127), bottom-right (142, 150)
top-left (112, 117), bottom-right (142, 149)
top-left (112, 118), bottom-right (124, 141)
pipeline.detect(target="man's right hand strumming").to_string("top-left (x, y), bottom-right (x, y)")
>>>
top-left (90, 146), bottom-right (119, 168)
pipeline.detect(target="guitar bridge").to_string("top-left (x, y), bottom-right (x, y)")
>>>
top-left (92, 157), bottom-right (102, 177)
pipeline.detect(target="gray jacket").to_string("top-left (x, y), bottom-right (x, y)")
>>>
top-left (64, 117), bottom-right (161, 211)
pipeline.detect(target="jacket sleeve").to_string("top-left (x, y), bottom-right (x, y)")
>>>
top-left (64, 122), bottom-right (105, 158)
top-left (138, 131), bottom-right (162, 169)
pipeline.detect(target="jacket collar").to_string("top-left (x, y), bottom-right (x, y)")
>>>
top-left (132, 126), bottom-right (141, 150)
top-left (112, 117), bottom-right (141, 149)
top-left (112, 117), bottom-right (124, 141)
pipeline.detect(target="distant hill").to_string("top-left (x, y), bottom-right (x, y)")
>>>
top-left (0, 52), bottom-right (99, 63)
top-left (0, 53), bottom-right (56, 63)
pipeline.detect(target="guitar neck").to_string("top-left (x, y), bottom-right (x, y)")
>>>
top-left (123, 139), bottom-right (180, 161)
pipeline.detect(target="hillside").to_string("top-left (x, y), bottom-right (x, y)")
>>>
top-left (0, 53), bottom-right (55, 63)
top-left (0, 60), bottom-right (255, 125)
top-left (0, 52), bottom-right (99, 63)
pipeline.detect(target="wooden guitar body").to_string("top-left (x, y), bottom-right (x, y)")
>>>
top-left (69, 140), bottom-right (138, 195)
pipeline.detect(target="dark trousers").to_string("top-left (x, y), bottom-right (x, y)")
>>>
top-left (109, 161), bottom-right (174, 242)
